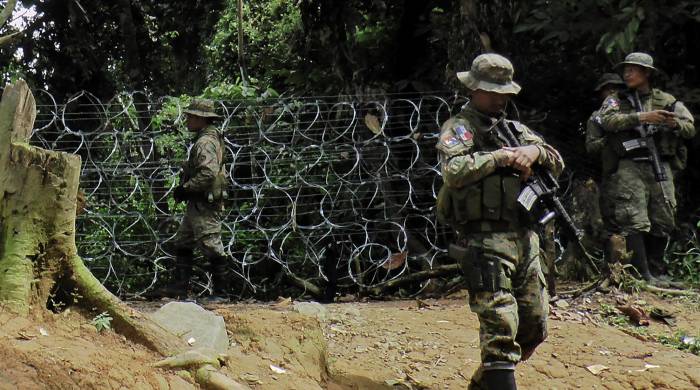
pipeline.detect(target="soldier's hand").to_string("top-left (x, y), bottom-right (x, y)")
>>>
top-left (662, 114), bottom-right (679, 129)
top-left (491, 148), bottom-right (515, 167)
top-left (639, 110), bottom-right (674, 125)
top-left (504, 145), bottom-right (540, 170)
top-left (173, 185), bottom-right (188, 203)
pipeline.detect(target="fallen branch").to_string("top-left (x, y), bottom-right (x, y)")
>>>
top-left (559, 278), bottom-right (603, 297)
top-left (368, 264), bottom-right (461, 296)
top-left (285, 272), bottom-right (323, 298)
top-left (641, 284), bottom-right (700, 297)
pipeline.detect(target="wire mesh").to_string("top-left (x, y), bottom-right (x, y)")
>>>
top-left (30, 90), bottom-right (474, 298)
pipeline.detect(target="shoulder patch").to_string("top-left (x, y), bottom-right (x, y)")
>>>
top-left (442, 135), bottom-right (459, 147)
top-left (454, 125), bottom-right (473, 142)
top-left (604, 96), bottom-right (619, 108)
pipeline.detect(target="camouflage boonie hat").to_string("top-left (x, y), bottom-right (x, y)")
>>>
top-left (457, 53), bottom-right (521, 95)
top-left (594, 73), bottom-right (625, 91)
top-left (614, 52), bottom-right (658, 73)
top-left (183, 98), bottom-right (221, 118)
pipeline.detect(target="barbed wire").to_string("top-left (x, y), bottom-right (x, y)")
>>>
top-left (29, 91), bottom-right (480, 298)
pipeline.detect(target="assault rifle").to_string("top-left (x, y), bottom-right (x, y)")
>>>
top-left (494, 120), bottom-right (599, 273)
top-left (624, 92), bottom-right (674, 208)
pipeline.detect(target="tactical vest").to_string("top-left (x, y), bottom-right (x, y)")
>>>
top-left (601, 89), bottom-right (685, 174)
top-left (436, 122), bottom-right (522, 232)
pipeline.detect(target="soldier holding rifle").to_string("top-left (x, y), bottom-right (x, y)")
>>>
top-left (436, 53), bottom-right (564, 389)
top-left (597, 52), bottom-right (695, 283)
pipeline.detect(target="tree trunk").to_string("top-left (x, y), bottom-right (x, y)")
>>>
top-left (0, 80), bottom-right (184, 356)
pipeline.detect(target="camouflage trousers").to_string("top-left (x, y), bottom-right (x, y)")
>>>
top-left (600, 159), bottom-right (676, 237)
top-left (458, 229), bottom-right (549, 386)
top-left (173, 200), bottom-right (226, 258)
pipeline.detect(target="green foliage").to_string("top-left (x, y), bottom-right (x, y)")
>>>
top-left (668, 231), bottom-right (700, 287)
top-left (207, 0), bottom-right (303, 88)
top-left (91, 312), bottom-right (113, 333)
top-left (658, 331), bottom-right (700, 355)
top-left (600, 303), bottom-right (700, 356)
top-left (513, 0), bottom-right (699, 62)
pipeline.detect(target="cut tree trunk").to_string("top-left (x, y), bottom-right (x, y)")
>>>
top-left (0, 80), bottom-right (184, 356)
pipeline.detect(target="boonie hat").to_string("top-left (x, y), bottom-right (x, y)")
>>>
top-left (183, 98), bottom-right (221, 118)
top-left (457, 53), bottom-right (521, 95)
top-left (594, 73), bottom-right (625, 91)
top-left (614, 52), bottom-right (658, 73)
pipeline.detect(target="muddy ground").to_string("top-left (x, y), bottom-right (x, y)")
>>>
top-left (1, 287), bottom-right (699, 389)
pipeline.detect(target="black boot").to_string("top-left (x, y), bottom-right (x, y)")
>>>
top-left (201, 255), bottom-right (230, 303)
top-left (626, 233), bottom-right (652, 281)
top-left (482, 368), bottom-right (517, 390)
top-left (645, 234), bottom-right (668, 278)
top-left (148, 249), bottom-right (192, 299)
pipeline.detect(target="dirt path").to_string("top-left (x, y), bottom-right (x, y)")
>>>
top-left (1, 290), bottom-right (699, 389)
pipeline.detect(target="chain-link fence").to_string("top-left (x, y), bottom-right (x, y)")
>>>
top-left (31, 91), bottom-right (483, 298)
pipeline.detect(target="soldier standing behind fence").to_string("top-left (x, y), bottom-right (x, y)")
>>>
top-left (155, 98), bottom-right (231, 302)
top-left (597, 52), bottom-right (695, 284)
top-left (436, 53), bottom-right (564, 389)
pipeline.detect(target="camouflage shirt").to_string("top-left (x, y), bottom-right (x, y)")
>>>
top-left (182, 125), bottom-right (224, 193)
top-left (585, 109), bottom-right (606, 157)
top-left (437, 105), bottom-right (564, 189)
top-left (599, 88), bottom-right (695, 139)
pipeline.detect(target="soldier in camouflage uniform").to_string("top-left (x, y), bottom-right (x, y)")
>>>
top-left (436, 54), bottom-right (564, 390)
top-left (585, 73), bottom-right (625, 157)
top-left (163, 99), bottom-right (231, 301)
top-left (585, 73), bottom-right (625, 263)
top-left (597, 53), bottom-right (695, 282)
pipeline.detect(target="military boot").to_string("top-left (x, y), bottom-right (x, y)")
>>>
top-left (645, 234), bottom-right (668, 278)
top-left (626, 233), bottom-right (653, 281)
top-left (481, 362), bottom-right (517, 390)
top-left (148, 248), bottom-right (192, 299)
top-left (201, 255), bottom-right (230, 304)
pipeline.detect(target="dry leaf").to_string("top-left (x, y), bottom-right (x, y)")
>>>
top-left (586, 364), bottom-right (609, 375)
top-left (365, 113), bottom-right (383, 135)
top-left (617, 305), bottom-right (650, 326)
top-left (383, 251), bottom-right (407, 270)
top-left (274, 297), bottom-right (292, 308)
top-left (270, 364), bottom-right (286, 374)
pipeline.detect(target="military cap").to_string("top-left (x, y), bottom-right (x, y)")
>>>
top-left (594, 73), bottom-right (625, 91)
top-left (183, 98), bottom-right (221, 118)
top-left (614, 52), bottom-right (658, 72)
top-left (457, 53), bottom-right (521, 95)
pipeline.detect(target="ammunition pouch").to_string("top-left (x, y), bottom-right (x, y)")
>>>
top-left (449, 244), bottom-right (511, 293)
top-left (436, 172), bottom-right (521, 227)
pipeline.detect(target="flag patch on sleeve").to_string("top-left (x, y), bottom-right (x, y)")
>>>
top-left (605, 97), bottom-right (619, 108)
top-left (455, 125), bottom-right (473, 141)
top-left (443, 136), bottom-right (459, 147)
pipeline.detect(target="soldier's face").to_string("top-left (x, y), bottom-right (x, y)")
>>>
top-left (599, 86), bottom-right (619, 101)
top-left (470, 90), bottom-right (510, 114)
top-left (185, 114), bottom-right (207, 131)
top-left (623, 65), bottom-right (650, 89)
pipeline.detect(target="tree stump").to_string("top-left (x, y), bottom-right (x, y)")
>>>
top-left (0, 80), bottom-right (183, 356)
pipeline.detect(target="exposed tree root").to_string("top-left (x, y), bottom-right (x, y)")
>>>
top-left (640, 284), bottom-right (700, 297)
top-left (154, 348), bottom-right (249, 389)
